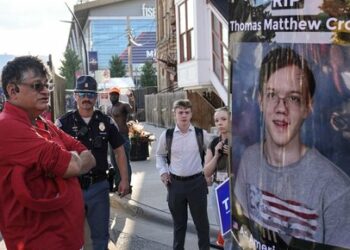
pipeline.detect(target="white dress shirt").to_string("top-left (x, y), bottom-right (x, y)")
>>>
top-left (156, 124), bottom-right (212, 176)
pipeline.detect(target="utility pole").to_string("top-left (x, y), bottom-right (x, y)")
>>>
top-left (127, 16), bottom-right (133, 80)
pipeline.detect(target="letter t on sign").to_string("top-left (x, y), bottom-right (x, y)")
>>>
top-left (222, 197), bottom-right (230, 212)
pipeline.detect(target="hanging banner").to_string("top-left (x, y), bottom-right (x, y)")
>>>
top-left (89, 51), bottom-right (98, 72)
top-left (230, 1), bottom-right (350, 249)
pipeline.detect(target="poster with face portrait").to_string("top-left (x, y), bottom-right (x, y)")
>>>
top-left (229, 1), bottom-right (350, 249)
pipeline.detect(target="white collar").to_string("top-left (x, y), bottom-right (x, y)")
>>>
top-left (174, 124), bottom-right (194, 133)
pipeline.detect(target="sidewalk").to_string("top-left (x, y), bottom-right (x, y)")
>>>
top-left (110, 122), bottom-right (220, 238)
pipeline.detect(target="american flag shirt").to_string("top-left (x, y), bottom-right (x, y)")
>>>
top-left (234, 144), bottom-right (350, 248)
top-left (248, 184), bottom-right (318, 241)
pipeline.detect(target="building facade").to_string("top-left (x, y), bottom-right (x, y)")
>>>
top-left (156, 0), bottom-right (177, 91)
top-left (175, 0), bottom-right (229, 104)
top-left (150, 0), bottom-right (229, 129)
top-left (156, 0), bottom-right (229, 102)
top-left (67, 0), bottom-right (156, 81)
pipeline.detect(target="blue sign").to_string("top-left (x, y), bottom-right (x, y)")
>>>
top-left (215, 178), bottom-right (232, 235)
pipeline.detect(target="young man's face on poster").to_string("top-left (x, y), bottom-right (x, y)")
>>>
top-left (259, 65), bottom-right (312, 147)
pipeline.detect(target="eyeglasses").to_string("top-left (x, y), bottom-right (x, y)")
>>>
top-left (77, 92), bottom-right (97, 99)
top-left (20, 80), bottom-right (55, 92)
top-left (331, 113), bottom-right (350, 132)
top-left (264, 91), bottom-right (304, 108)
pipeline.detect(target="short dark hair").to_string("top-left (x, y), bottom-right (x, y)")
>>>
top-left (1, 56), bottom-right (50, 98)
top-left (259, 47), bottom-right (315, 98)
top-left (172, 99), bottom-right (192, 111)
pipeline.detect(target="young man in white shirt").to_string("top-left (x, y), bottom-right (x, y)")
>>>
top-left (156, 99), bottom-right (211, 250)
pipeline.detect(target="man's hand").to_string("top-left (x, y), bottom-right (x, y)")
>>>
top-left (114, 146), bottom-right (129, 197)
top-left (79, 150), bottom-right (96, 174)
top-left (161, 173), bottom-right (171, 187)
top-left (205, 175), bottom-right (213, 186)
top-left (63, 151), bottom-right (82, 178)
top-left (116, 179), bottom-right (130, 198)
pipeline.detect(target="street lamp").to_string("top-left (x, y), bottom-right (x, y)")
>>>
top-left (64, 2), bottom-right (89, 75)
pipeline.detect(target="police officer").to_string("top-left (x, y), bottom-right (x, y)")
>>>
top-left (56, 75), bottom-right (129, 250)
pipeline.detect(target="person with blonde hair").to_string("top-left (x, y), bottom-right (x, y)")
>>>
top-left (203, 107), bottom-right (235, 249)
top-left (204, 107), bottom-right (230, 185)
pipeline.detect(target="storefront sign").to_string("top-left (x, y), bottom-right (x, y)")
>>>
top-left (142, 3), bottom-right (155, 17)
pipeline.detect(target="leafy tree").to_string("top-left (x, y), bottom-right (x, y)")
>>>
top-left (59, 48), bottom-right (81, 89)
top-left (320, 0), bottom-right (350, 17)
top-left (140, 60), bottom-right (157, 87)
top-left (109, 55), bottom-right (126, 77)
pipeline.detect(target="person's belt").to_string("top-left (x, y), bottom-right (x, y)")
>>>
top-left (170, 172), bottom-right (203, 181)
top-left (79, 173), bottom-right (107, 189)
top-left (90, 174), bottom-right (107, 184)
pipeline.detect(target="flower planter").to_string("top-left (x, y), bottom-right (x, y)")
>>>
top-left (130, 138), bottom-right (149, 161)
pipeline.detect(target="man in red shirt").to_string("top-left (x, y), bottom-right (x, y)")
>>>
top-left (0, 56), bottom-right (96, 250)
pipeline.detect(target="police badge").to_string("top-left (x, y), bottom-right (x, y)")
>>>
top-left (99, 122), bottom-right (106, 131)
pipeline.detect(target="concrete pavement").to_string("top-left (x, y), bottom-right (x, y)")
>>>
top-left (109, 123), bottom-right (221, 245)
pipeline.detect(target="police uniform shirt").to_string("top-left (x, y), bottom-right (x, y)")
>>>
top-left (56, 110), bottom-right (125, 176)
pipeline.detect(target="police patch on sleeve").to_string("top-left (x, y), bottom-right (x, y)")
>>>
top-left (55, 119), bottom-right (62, 128)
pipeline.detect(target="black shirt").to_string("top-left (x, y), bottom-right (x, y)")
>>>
top-left (56, 110), bottom-right (125, 176)
top-left (209, 136), bottom-right (228, 182)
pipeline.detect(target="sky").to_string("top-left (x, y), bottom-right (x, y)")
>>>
top-left (0, 0), bottom-right (77, 68)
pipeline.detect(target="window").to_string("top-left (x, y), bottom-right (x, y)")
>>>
top-left (211, 13), bottom-right (229, 88)
top-left (179, 0), bottom-right (194, 62)
top-left (91, 19), bottom-right (156, 69)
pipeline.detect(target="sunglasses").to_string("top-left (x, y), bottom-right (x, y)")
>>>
top-left (77, 92), bottom-right (98, 99)
top-left (20, 80), bottom-right (55, 92)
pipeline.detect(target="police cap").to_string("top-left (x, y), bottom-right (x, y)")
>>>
top-left (74, 75), bottom-right (97, 93)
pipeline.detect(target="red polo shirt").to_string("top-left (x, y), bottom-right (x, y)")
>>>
top-left (0, 102), bottom-right (86, 250)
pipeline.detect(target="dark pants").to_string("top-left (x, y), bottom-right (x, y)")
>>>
top-left (110, 134), bottom-right (132, 187)
top-left (84, 180), bottom-right (110, 250)
top-left (167, 174), bottom-right (210, 250)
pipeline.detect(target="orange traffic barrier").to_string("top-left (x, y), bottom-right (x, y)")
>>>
top-left (216, 231), bottom-right (224, 247)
